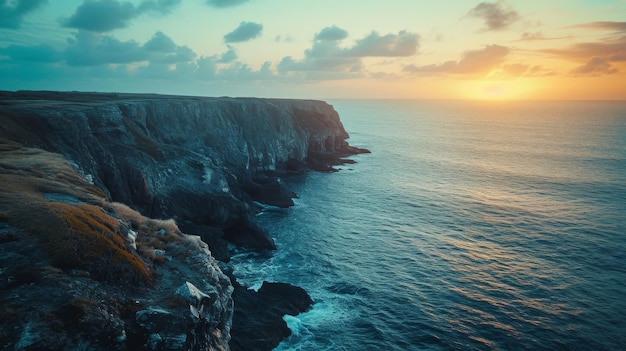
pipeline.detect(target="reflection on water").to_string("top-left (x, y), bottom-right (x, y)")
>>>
top-left (232, 100), bottom-right (626, 351)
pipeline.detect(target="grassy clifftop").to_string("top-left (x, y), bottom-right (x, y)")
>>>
top-left (0, 140), bottom-right (153, 285)
top-left (0, 139), bottom-right (234, 350)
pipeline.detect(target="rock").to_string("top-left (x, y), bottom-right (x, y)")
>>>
top-left (0, 91), bottom-right (368, 255)
top-left (229, 279), bottom-right (313, 351)
top-left (0, 141), bottom-right (233, 351)
top-left (0, 91), bottom-right (368, 350)
top-left (242, 175), bottom-right (297, 208)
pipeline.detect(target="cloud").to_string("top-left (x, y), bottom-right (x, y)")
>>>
top-left (64, 31), bottom-right (148, 66)
top-left (55, 30), bottom-right (195, 66)
top-left (142, 32), bottom-right (196, 64)
top-left (572, 21), bottom-right (626, 33)
top-left (143, 31), bottom-right (177, 52)
top-left (500, 63), bottom-right (553, 77)
top-left (541, 36), bottom-right (626, 61)
top-left (306, 30), bottom-right (419, 59)
top-left (150, 45), bottom-right (196, 64)
top-left (453, 46), bottom-right (509, 73)
top-left (137, 0), bottom-right (180, 14)
top-left (223, 21), bottom-right (263, 43)
top-left (274, 35), bottom-right (294, 43)
top-left (63, 0), bottom-right (181, 32)
top-left (0, 43), bottom-right (61, 62)
top-left (571, 57), bottom-right (619, 76)
top-left (468, 0), bottom-right (520, 31)
top-left (277, 55), bottom-right (362, 73)
top-left (63, 1), bottom-right (138, 32)
top-left (520, 32), bottom-right (544, 41)
top-left (514, 31), bottom-right (571, 42)
top-left (205, 0), bottom-right (249, 8)
top-left (217, 46), bottom-right (237, 63)
top-left (0, 0), bottom-right (48, 28)
top-left (404, 44), bottom-right (509, 75)
top-left (345, 30), bottom-right (419, 57)
top-left (501, 63), bottom-right (528, 77)
top-left (277, 28), bottom-right (419, 79)
top-left (314, 26), bottom-right (349, 41)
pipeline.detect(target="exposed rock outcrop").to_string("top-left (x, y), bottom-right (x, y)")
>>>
top-left (0, 91), bottom-right (368, 351)
top-left (0, 141), bottom-right (233, 350)
top-left (0, 90), bottom-right (369, 259)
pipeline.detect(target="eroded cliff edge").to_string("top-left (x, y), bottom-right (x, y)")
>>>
top-left (0, 91), bottom-right (369, 350)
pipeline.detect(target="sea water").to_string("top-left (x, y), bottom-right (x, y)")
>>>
top-left (230, 100), bottom-right (626, 351)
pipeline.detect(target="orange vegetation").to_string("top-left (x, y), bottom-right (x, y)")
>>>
top-left (0, 140), bottom-right (153, 286)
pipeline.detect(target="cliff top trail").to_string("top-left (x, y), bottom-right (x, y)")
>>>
top-left (0, 90), bottom-right (368, 351)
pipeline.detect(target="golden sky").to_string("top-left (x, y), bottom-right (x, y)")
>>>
top-left (1, 0), bottom-right (625, 100)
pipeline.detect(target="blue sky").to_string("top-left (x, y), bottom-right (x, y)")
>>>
top-left (1, 0), bottom-right (625, 99)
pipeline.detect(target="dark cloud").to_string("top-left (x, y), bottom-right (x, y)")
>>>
top-left (63, 0), bottom-right (181, 32)
top-left (305, 40), bottom-right (341, 58)
top-left (137, 0), bottom-right (180, 14)
top-left (404, 44), bottom-right (509, 75)
top-left (0, 0), bottom-right (48, 28)
top-left (0, 43), bottom-right (61, 62)
top-left (143, 31), bottom-right (196, 64)
top-left (64, 31), bottom-right (147, 66)
top-left (217, 61), bottom-right (274, 80)
top-left (572, 21), bottom-right (626, 33)
top-left (205, 0), bottom-right (249, 8)
top-left (194, 56), bottom-right (275, 82)
top-left (468, 0), bottom-right (520, 31)
top-left (571, 57), bottom-right (619, 76)
top-left (345, 30), bottom-right (419, 57)
top-left (217, 47), bottom-right (237, 63)
top-left (314, 26), bottom-right (349, 41)
top-left (278, 29), bottom-right (419, 79)
top-left (63, 1), bottom-right (138, 32)
top-left (277, 56), bottom-right (362, 73)
top-left (196, 56), bottom-right (218, 79)
top-left (59, 30), bottom-right (194, 66)
top-left (136, 61), bottom-right (197, 79)
top-left (223, 21), bottom-right (263, 43)
top-left (150, 45), bottom-right (196, 64)
top-left (306, 30), bottom-right (419, 59)
top-left (143, 31), bottom-right (177, 52)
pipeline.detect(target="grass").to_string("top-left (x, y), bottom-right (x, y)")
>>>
top-left (0, 140), bottom-right (201, 286)
top-left (1, 141), bottom-right (153, 286)
top-left (107, 202), bottom-right (184, 263)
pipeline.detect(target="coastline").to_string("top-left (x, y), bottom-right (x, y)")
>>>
top-left (0, 90), bottom-right (369, 350)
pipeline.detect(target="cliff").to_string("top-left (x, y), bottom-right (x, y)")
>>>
top-left (0, 91), bottom-right (368, 259)
top-left (0, 91), bottom-right (369, 350)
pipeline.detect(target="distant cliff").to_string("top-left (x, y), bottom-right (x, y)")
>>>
top-left (0, 91), bottom-right (368, 351)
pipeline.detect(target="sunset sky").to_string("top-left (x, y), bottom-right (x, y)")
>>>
top-left (1, 0), bottom-right (625, 100)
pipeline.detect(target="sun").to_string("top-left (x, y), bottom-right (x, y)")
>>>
top-left (460, 80), bottom-right (536, 101)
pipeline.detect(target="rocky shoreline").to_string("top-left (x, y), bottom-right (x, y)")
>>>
top-left (0, 91), bottom-right (369, 350)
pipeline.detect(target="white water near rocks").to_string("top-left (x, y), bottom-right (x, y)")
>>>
top-left (230, 100), bottom-right (626, 351)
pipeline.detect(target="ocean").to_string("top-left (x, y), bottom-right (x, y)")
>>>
top-left (230, 100), bottom-right (626, 351)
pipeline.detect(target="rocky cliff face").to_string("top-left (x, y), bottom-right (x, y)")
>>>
top-left (0, 140), bottom-right (233, 350)
top-left (0, 91), bottom-right (368, 351)
top-left (0, 91), bottom-right (367, 259)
